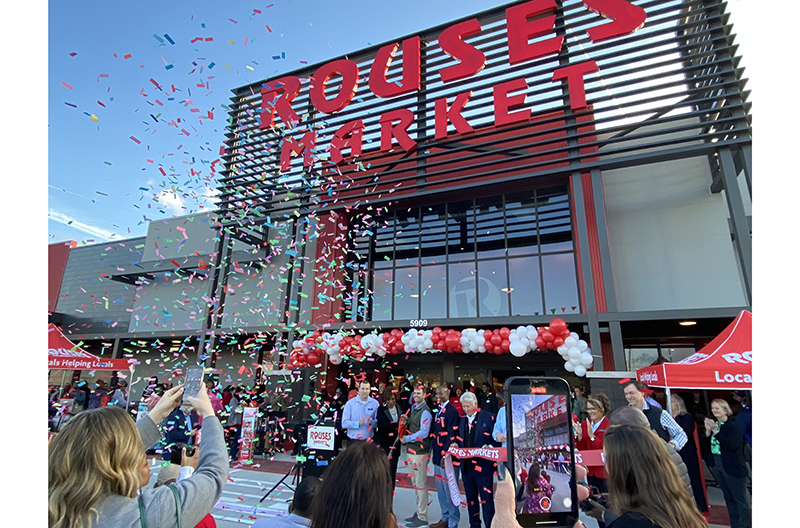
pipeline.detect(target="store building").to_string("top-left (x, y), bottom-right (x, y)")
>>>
top-left (216, 0), bottom-right (751, 403)
top-left (50, 0), bottom-right (751, 410)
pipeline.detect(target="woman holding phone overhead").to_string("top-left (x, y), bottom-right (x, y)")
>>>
top-left (49, 383), bottom-right (228, 528)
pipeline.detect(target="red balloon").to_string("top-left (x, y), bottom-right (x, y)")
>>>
top-left (485, 342), bottom-right (495, 353)
top-left (537, 327), bottom-right (546, 336)
top-left (499, 327), bottom-right (510, 338)
top-left (553, 336), bottom-right (565, 348)
top-left (445, 333), bottom-right (461, 351)
top-left (491, 334), bottom-right (503, 346)
top-left (306, 352), bottom-right (321, 366)
top-left (535, 337), bottom-right (546, 350)
top-left (550, 318), bottom-right (568, 336)
top-left (484, 330), bottom-right (493, 340)
top-left (501, 339), bottom-right (510, 352)
top-left (542, 330), bottom-right (554, 342)
top-left (433, 327), bottom-right (443, 334)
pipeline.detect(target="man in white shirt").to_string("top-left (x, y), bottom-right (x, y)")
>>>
top-left (342, 379), bottom-right (379, 441)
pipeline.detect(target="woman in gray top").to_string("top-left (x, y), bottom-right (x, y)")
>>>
top-left (49, 383), bottom-right (228, 528)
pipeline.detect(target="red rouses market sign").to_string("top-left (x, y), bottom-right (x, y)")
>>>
top-left (262, 0), bottom-right (646, 173)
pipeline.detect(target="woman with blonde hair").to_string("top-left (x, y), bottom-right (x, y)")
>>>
top-left (704, 399), bottom-right (750, 528)
top-left (49, 383), bottom-right (227, 528)
top-left (574, 393), bottom-right (611, 493)
top-left (603, 424), bottom-right (706, 528)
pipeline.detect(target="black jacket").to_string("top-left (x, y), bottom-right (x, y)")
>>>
top-left (457, 410), bottom-right (499, 473)
top-left (705, 419), bottom-right (748, 478)
top-left (431, 402), bottom-right (461, 465)
top-left (481, 392), bottom-right (499, 416)
top-left (164, 408), bottom-right (200, 447)
top-left (375, 404), bottom-right (401, 454)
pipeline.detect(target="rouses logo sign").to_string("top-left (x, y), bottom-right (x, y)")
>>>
top-left (307, 425), bottom-right (336, 451)
top-left (639, 371), bottom-right (659, 384)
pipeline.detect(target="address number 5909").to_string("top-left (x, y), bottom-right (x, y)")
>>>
top-left (410, 320), bottom-right (428, 327)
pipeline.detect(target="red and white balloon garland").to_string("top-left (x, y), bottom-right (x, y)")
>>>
top-left (288, 318), bottom-right (594, 376)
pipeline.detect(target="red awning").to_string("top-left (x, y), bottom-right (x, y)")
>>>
top-left (48, 324), bottom-right (136, 371)
top-left (636, 310), bottom-right (752, 390)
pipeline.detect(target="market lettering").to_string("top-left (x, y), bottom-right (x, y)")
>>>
top-left (714, 371), bottom-right (752, 383)
top-left (273, 0), bottom-right (646, 171)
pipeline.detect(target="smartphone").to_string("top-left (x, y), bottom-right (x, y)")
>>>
top-left (182, 366), bottom-right (205, 402)
top-left (505, 377), bottom-right (579, 527)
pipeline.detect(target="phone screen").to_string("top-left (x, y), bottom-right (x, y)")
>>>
top-left (182, 366), bottom-right (205, 402)
top-left (505, 377), bottom-right (578, 527)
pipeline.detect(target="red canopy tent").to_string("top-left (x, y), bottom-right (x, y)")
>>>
top-left (636, 310), bottom-right (752, 390)
top-left (48, 323), bottom-right (136, 371)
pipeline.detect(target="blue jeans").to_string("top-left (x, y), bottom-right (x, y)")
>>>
top-left (434, 463), bottom-right (461, 528)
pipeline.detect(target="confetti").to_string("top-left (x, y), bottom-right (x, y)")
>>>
top-left (61, 81), bottom-right (74, 90)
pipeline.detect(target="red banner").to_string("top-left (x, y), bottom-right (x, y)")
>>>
top-left (574, 449), bottom-right (605, 467)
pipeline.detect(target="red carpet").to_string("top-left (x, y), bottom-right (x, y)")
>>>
top-left (705, 504), bottom-right (730, 526)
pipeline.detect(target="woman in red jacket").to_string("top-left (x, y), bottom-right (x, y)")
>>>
top-left (574, 393), bottom-right (611, 493)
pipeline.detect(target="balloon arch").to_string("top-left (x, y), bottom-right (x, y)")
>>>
top-left (288, 318), bottom-right (595, 377)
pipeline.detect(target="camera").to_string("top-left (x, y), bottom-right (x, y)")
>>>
top-left (579, 494), bottom-right (608, 513)
top-left (169, 442), bottom-right (196, 465)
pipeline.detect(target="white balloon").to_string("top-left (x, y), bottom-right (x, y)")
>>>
top-left (469, 343), bottom-right (478, 352)
top-left (475, 335), bottom-right (486, 346)
top-left (329, 355), bottom-right (342, 365)
top-left (574, 365), bottom-right (587, 377)
top-left (520, 337), bottom-right (531, 348)
top-left (460, 335), bottom-right (469, 346)
top-left (376, 348), bottom-right (386, 357)
top-left (510, 340), bottom-right (527, 357)
top-left (509, 333), bottom-right (520, 342)
top-left (333, 334), bottom-right (343, 343)
top-left (478, 345), bottom-right (487, 353)
top-left (557, 345), bottom-right (569, 356)
top-left (564, 337), bottom-right (578, 349)
top-left (580, 352), bottom-right (594, 366)
top-left (401, 335), bottom-right (411, 344)
top-left (569, 357), bottom-right (581, 366)
top-left (568, 347), bottom-right (581, 359)
top-left (516, 326), bottom-right (527, 338)
top-left (462, 345), bottom-right (471, 354)
top-left (424, 330), bottom-right (433, 339)
top-left (527, 329), bottom-right (538, 341)
top-left (424, 339), bottom-right (433, 349)
top-left (564, 361), bottom-right (575, 372)
top-left (578, 340), bottom-right (588, 352)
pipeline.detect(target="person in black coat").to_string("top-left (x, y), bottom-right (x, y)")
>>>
top-left (704, 399), bottom-right (750, 528)
top-left (431, 384), bottom-right (462, 528)
top-left (375, 387), bottom-right (402, 489)
top-left (457, 391), bottom-right (499, 528)
top-left (162, 403), bottom-right (201, 459)
top-left (480, 382), bottom-right (499, 416)
top-left (670, 395), bottom-right (709, 513)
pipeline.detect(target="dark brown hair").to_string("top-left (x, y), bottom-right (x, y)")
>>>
top-left (605, 424), bottom-right (706, 528)
top-left (310, 440), bottom-right (393, 528)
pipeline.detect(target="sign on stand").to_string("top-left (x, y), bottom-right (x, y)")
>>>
top-left (307, 425), bottom-right (336, 451)
top-left (238, 407), bottom-right (259, 464)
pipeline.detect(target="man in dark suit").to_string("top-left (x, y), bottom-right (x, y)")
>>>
top-left (457, 391), bottom-right (499, 528)
top-left (480, 382), bottom-right (499, 416)
top-left (430, 384), bottom-right (462, 528)
top-left (162, 402), bottom-right (200, 460)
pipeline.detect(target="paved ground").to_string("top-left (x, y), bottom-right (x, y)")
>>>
top-left (146, 452), bottom-right (741, 528)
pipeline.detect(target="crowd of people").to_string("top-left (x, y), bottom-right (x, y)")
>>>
top-left (48, 374), bottom-right (752, 528)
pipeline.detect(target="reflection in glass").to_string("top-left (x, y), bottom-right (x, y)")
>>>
top-left (477, 259), bottom-right (509, 317)
top-left (508, 256), bottom-right (543, 316)
top-left (448, 261), bottom-right (477, 317)
top-left (506, 193), bottom-right (539, 256)
top-left (394, 267), bottom-right (419, 320)
top-left (626, 347), bottom-right (660, 370)
top-left (542, 253), bottom-right (580, 314)
top-left (395, 210), bottom-right (420, 266)
top-left (421, 265), bottom-right (447, 319)
top-left (372, 269), bottom-right (393, 321)
top-left (538, 191), bottom-right (573, 253)
top-left (420, 205), bottom-right (448, 264)
top-left (475, 196), bottom-right (506, 259)
top-left (447, 201), bottom-right (474, 261)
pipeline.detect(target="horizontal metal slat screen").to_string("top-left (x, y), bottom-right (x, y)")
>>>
top-left (217, 0), bottom-right (750, 228)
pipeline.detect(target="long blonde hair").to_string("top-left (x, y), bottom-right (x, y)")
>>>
top-left (605, 424), bottom-right (706, 528)
top-left (49, 406), bottom-right (144, 528)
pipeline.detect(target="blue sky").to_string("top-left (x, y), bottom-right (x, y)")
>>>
top-left (46, 0), bottom-right (758, 246)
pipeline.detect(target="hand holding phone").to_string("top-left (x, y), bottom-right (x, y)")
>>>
top-left (182, 366), bottom-right (205, 403)
top-left (504, 377), bottom-right (581, 527)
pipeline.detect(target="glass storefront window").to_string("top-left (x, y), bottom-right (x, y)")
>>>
top-left (508, 256), bottom-right (543, 316)
top-left (477, 259), bottom-right (509, 317)
top-left (542, 253), bottom-right (580, 315)
top-left (626, 347), bottom-right (660, 371)
top-left (394, 267), bottom-right (419, 320)
top-left (421, 264), bottom-right (447, 319)
top-left (346, 185), bottom-right (579, 321)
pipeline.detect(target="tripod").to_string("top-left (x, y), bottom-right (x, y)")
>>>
top-left (259, 461), bottom-right (302, 503)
